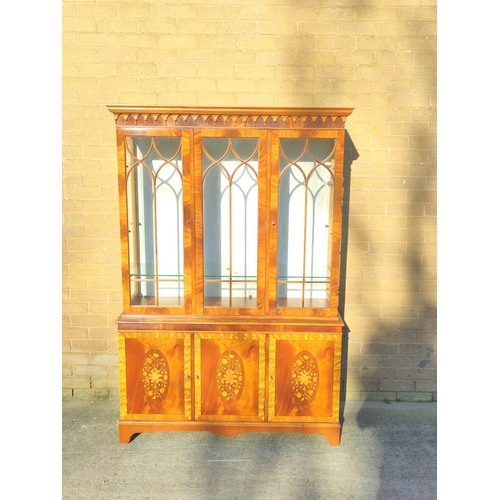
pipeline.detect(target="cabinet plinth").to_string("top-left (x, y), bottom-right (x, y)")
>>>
top-left (110, 106), bottom-right (352, 446)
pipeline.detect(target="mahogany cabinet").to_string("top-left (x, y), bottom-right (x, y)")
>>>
top-left (109, 106), bottom-right (353, 445)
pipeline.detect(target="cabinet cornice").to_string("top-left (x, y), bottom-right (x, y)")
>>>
top-left (107, 106), bottom-right (353, 129)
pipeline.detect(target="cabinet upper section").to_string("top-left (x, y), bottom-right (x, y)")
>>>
top-left (109, 106), bottom-right (353, 318)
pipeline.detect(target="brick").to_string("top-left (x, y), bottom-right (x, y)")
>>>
top-left (401, 266), bottom-right (436, 280)
top-left (63, 47), bottom-right (98, 63)
top-left (388, 229), bottom-right (425, 242)
top-left (69, 265), bottom-right (107, 277)
top-left (258, 21), bottom-right (296, 35)
top-left (415, 380), bottom-right (437, 392)
top-left (198, 5), bottom-right (240, 19)
top-left (383, 280), bottom-right (421, 293)
top-left (97, 19), bottom-right (138, 34)
top-left (89, 328), bottom-right (119, 340)
top-left (138, 78), bottom-right (177, 92)
top-left (62, 3), bottom-right (76, 17)
top-left (346, 378), bottom-right (379, 392)
top-left (71, 314), bottom-right (110, 328)
top-left (178, 19), bottom-right (218, 35)
top-left (73, 365), bottom-right (108, 377)
top-left (218, 50), bottom-right (256, 64)
top-left (62, 327), bottom-right (89, 340)
top-left (137, 19), bottom-right (177, 34)
top-left (235, 92), bottom-right (274, 107)
top-left (394, 64), bottom-right (437, 80)
top-left (317, 36), bottom-right (356, 51)
top-left (241, 5), bottom-right (278, 19)
top-left (118, 34), bottom-right (157, 48)
top-left (157, 3), bottom-right (197, 18)
top-left (276, 36), bottom-right (317, 51)
top-left (91, 353), bottom-right (119, 365)
top-left (360, 367), bottom-right (397, 379)
top-left (338, 21), bottom-right (378, 36)
top-left (256, 50), bottom-right (296, 65)
top-left (398, 368), bottom-right (435, 380)
top-left (355, 65), bottom-right (394, 80)
top-left (118, 3), bottom-right (157, 18)
top-left (362, 343), bottom-right (398, 355)
top-left (78, 4), bottom-right (117, 18)
top-left (91, 379), bottom-right (120, 391)
top-left (63, 17), bottom-right (97, 33)
top-left (398, 7), bottom-right (436, 22)
top-left (63, 225), bottom-right (86, 239)
top-left (178, 48), bottom-right (216, 63)
top-left (360, 392), bottom-right (397, 401)
top-left (197, 35), bottom-right (237, 50)
top-left (63, 378), bottom-right (91, 390)
top-left (379, 380), bottom-right (415, 392)
top-left (348, 354), bottom-right (381, 368)
top-left (395, 35), bottom-right (436, 52)
top-left (72, 389), bottom-right (96, 400)
top-left (312, 65), bottom-right (355, 80)
top-left (414, 355), bottom-right (437, 368)
top-left (378, 355), bottom-right (416, 367)
top-left (79, 33), bottom-right (118, 48)
top-left (63, 353), bottom-right (90, 365)
top-left (399, 344), bottom-right (436, 356)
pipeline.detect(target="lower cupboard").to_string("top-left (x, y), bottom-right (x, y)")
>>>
top-left (118, 325), bottom-right (343, 445)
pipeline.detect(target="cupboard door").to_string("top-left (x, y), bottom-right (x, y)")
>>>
top-left (194, 333), bottom-right (265, 421)
top-left (119, 332), bottom-right (192, 420)
top-left (269, 334), bottom-right (341, 422)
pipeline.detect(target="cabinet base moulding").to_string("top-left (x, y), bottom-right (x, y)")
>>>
top-left (118, 420), bottom-right (341, 446)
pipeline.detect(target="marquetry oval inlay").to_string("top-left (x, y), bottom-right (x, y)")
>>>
top-left (291, 351), bottom-right (319, 406)
top-left (142, 349), bottom-right (170, 404)
top-left (216, 350), bottom-right (244, 405)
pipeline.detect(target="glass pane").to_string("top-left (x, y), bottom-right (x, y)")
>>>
top-left (125, 136), bottom-right (184, 307)
top-left (202, 137), bottom-right (259, 307)
top-left (277, 138), bottom-right (335, 308)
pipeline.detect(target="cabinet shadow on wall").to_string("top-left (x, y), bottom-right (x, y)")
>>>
top-left (338, 131), bottom-right (359, 431)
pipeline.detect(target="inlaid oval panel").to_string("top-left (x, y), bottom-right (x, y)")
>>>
top-left (216, 350), bottom-right (244, 405)
top-left (291, 351), bottom-right (319, 406)
top-left (142, 349), bottom-right (170, 404)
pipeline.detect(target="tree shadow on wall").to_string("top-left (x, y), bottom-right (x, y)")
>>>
top-left (348, 128), bottom-right (437, 499)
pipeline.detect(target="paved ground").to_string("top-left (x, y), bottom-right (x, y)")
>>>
top-left (62, 399), bottom-right (436, 500)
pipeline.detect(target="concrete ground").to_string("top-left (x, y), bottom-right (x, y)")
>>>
top-left (62, 399), bottom-right (436, 500)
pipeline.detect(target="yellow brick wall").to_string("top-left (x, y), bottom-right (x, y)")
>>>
top-left (62, 0), bottom-right (436, 402)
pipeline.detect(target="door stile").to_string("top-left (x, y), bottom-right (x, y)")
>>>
top-left (329, 130), bottom-right (345, 312)
top-left (267, 131), bottom-right (280, 313)
top-left (193, 129), bottom-right (205, 314)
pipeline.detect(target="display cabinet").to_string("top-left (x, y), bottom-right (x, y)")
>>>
top-left (109, 106), bottom-right (353, 445)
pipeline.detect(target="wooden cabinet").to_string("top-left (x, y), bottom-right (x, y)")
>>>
top-left (109, 106), bottom-right (352, 445)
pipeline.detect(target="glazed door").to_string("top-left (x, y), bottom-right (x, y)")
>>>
top-left (268, 130), bottom-right (345, 315)
top-left (194, 332), bottom-right (266, 421)
top-left (119, 130), bottom-right (194, 314)
top-left (193, 130), bottom-right (268, 315)
top-left (119, 332), bottom-right (192, 421)
top-left (268, 333), bottom-right (341, 423)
